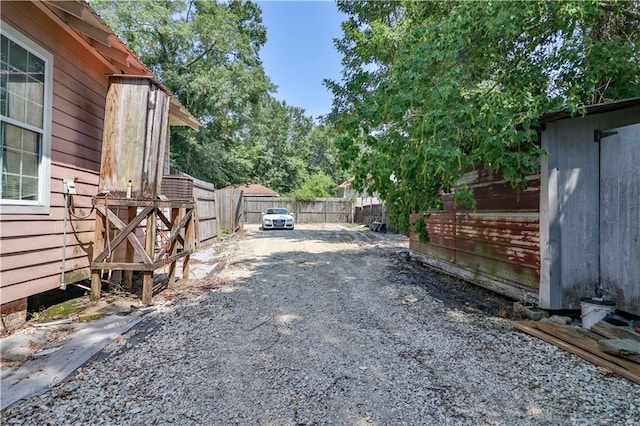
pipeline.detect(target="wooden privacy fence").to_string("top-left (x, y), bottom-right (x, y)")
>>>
top-left (162, 173), bottom-right (218, 244)
top-left (192, 176), bottom-right (217, 244)
top-left (216, 189), bottom-right (244, 232)
top-left (244, 197), bottom-right (352, 224)
top-left (355, 203), bottom-right (389, 227)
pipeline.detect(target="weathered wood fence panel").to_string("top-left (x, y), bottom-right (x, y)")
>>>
top-left (216, 189), bottom-right (244, 232)
top-left (244, 196), bottom-right (293, 224)
top-left (355, 203), bottom-right (389, 227)
top-left (192, 176), bottom-right (217, 244)
top-left (243, 197), bottom-right (352, 224)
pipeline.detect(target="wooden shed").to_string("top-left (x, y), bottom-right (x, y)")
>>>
top-left (411, 98), bottom-right (640, 315)
top-left (539, 98), bottom-right (639, 315)
top-left (0, 1), bottom-right (199, 331)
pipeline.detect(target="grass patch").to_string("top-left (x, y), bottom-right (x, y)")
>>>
top-left (345, 223), bottom-right (369, 230)
top-left (31, 297), bottom-right (90, 322)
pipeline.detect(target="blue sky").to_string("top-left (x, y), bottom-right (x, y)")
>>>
top-left (256, 1), bottom-right (346, 120)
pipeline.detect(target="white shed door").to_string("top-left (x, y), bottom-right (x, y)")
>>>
top-left (600, 123), bottom-right (640, 314)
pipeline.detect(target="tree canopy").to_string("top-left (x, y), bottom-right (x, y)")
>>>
top-left (327, 0), bottom-right (640, 234)
top-left (92, 0), bottom-right (346, 195)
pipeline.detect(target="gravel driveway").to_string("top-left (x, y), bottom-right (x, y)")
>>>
top-left (2, 224), bottom-right (638, 425)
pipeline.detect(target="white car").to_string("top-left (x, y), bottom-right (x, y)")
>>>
top-left (261, 207), bottom-right (295, 230)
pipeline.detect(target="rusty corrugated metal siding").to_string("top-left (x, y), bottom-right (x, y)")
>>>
top-left (410, 169), bottom-right (540, 301)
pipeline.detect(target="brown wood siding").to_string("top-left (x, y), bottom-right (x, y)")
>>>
top-left (1, 163), bottom-right (98, 300)
top-left (410, 169), bottom-right (541, 302)
top-left (1, 2), bottom-right (111, 303)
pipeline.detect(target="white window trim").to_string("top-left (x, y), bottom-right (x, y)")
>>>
top-left (0, 22), bottom-right (53, 215)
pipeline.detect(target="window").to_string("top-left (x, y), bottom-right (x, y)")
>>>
top-left (0, 23), bottom-right (52, 214)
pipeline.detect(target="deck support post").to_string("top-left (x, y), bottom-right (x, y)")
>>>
top-left (90, 198), bottom-right (195, 304)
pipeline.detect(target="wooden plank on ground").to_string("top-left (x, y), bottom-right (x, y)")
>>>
top-left (533, 321), bottom-right (639, 370)
top-left (591, 321), bottom-right (640, 343)
top-left (511, 321), bottom-right (640, 385)
top-left (598, 339), bottom-right (640, 363)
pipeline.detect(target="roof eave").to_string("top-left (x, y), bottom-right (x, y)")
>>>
top-left (38, 0), bottom-right (199, 130)
top-left (538, 97), bottom-right (640, 125)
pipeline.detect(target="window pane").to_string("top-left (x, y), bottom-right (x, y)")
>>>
top-left (3, 149), bottom-right (21, 173)
top-left (9, 39), bottom-right (28, 71)
top-left (1, 122), bottom-right (41, 201)
top-left (6, 74), bottom-right (27, 123)
top-left (25, 100), bottom-right (43, 127)
top-left (24, 79), bottom-right (43, 127)
top-left (21, 125), bottom-right (38, 153)
top-left (22, 152), bottom-right (38, 176)
top-left (0, 35), bottom-right (8, 64)
top-left (2, 175), bottom-right (20, 199)
top-left (27, 52), bottom-right (45, 75)
top-left (21, 176), bottom-right (38, 200)
top-left (3, 122), bottom-right (25, 149)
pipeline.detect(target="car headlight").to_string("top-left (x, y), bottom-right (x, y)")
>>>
top-left (264, 219), bottom-right (272, 224)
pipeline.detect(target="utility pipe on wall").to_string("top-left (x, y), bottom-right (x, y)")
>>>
top-left (60, 179), bottom-right (95, 290)
top-left (60, 190), bottom-right (69, 290)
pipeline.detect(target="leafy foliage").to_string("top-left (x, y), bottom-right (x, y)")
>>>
top-left (91, 0), bottom-right (345, 194)
top-left (291, 172), bottom-right (337, 201)
top-left (327, 0), bottom-right (640, 236)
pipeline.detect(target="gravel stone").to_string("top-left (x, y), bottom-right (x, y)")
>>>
top-left (1, 224), bottom-right (638, 425)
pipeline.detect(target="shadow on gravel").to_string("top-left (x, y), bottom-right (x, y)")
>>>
top-left (249, 227), bottom-right (406, 245)
top-left (389, 259), bottom-right (518, 318)
top-left (210, 226), bottom-right (517, 321)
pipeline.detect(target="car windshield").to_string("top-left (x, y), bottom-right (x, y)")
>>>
top-left (266, 208), bottom-right (289, 215)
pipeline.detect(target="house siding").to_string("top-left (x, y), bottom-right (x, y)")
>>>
top-left (1, 2), bottom-right (111, 304)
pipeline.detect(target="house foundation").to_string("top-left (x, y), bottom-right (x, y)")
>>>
top-left (1, 298), bottom-right (27, 334)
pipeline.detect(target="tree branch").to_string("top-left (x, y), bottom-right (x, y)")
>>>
top-left (184, 41), bottom-right (217, 69)
top-left (597, 3), bottom-right (640, 20)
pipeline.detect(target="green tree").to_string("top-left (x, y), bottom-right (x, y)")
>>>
top-left (291, 172), bottom-right (337, 201)
top-left (307, 124), bottom-right (349, 185)
top-left (327, 0), bottom-right (640, 235)
top-left (92, 0), bottom-right (274, 186)
top-left (243, 97), bottom-right (313, 194)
